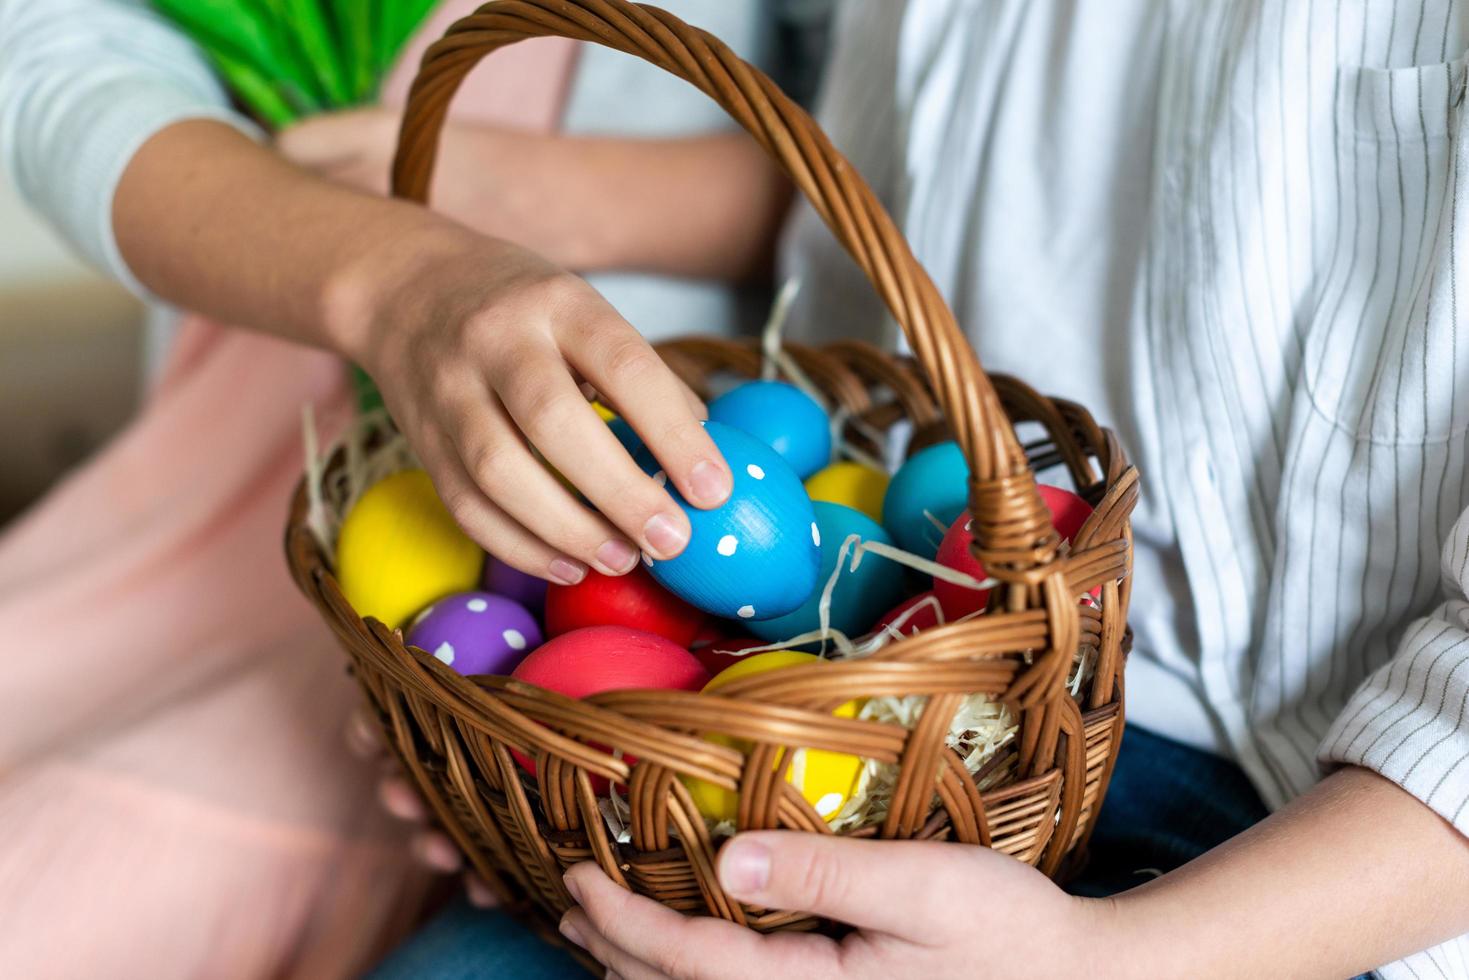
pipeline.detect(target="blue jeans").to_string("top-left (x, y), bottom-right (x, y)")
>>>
top-left (369, 725), bottom-right (1271, 978)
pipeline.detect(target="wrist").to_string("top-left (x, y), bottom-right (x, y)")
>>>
top-left (1071, 892), bottom-right (1172, 980)
top-left (317, 204), bottom-right (475, 366)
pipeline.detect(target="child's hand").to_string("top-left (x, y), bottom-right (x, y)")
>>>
top-left (336, 222), bottom-right (731, 582)
top-left (345, 707), bottom-right (500, 908)
top-left (559, 832), bottom-right (1114, 979)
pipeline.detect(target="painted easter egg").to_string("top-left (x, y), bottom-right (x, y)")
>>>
top-left (636, 422), bottom-right (820, 621)
top-left (407, 591), bottom-right (541, 676)
top-left (1038, 483), bottom-right (1094, 542)
top-left (484, 557), bottom-right (548, 616)
top-left (933, 513), bottom-right (989, 619)
top-left (707, 380), bottom-right (832, 479)
top-left (336, 469), bottom-right (484, 629)
top-left (874, 590), bottom-right (944, 638)
top-left (509, 626), bottom-right (710, 787)
top-left (805, 460), bottom-right (889, 524)
top-left (685, 651), bottom-right (863, 823)
top-left (588, 400), bottom-right (645, 455)
top-left (607, 417), bottom-right (643, 455)
top-left (690, 621), bottom-right (736, 648)
top-left (882, 441), bottom-right (970, 560)
top-left (933, 484), bottom-right (1096, 618)
top-left (545, 565), bottom-right (705, 646)
top-left (747, 502), bottom-right (906, 644)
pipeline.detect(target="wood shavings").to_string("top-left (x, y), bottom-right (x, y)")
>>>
top-left (301, 406), bottom-right (417, 565)
top-left (828, 691), bottom-right (1018, 833)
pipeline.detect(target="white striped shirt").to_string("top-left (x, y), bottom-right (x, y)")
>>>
top-left (783, 2), bottom-right (1469, 975)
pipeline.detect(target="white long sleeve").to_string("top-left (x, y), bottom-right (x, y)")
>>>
top-left (788, 5), bottom-right (1469, 975)
top-left (0, 0), bottom-right (259, 296)
top-left (1323, 511), bottom-right (1469, 840)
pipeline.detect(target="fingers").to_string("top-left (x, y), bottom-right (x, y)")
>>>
top-left (676, 376), bottom-right (708, 420)
top-left (345, 706), bottom-right (381, 760)
top-left (561, 315), bottom-right (731, 513)
top-left (411, 832), bottom-right (463, 874)
top-left (276, 107), bottom-right (395, 172)
top-left (715, 832), bottom-right (967, 942)
top-left (559, 909), bottom-right (666, 980)
top-left (378, 776), bottom-right (428, 821)
top-left (487, 344), bottom-right (695, 561)
top-left (413, 424), bottom-right (588, 585)
top-left (562, 863), bottom-right (842, 980)
top-left (465, 875), bottom-right (502, 910)
top-left (560, 909), bottom-right (682, 980)
top-left (439, 381), bottom-right (647, 573)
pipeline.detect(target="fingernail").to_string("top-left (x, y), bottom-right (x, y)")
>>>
top-left (466, 876), bottom-right (501, 909)
top-left (689, 459), bottom-right (731, 507)
top-left (414, 834), bottom-right (463, 873)
top-left (595, 539), bottom-right (638, 575)
top-left (643, 513), bottom-right (688, 558)
top-left (562, 870), bottom-right (584, 905)
top-left (719, 839), bottom-right (771, 897)
top-left (378, 778), bottom-right (426, 821)
top-left (559, 913), bottom-right (586, 948)
top-left (549, 557), bottom-right (587, 585)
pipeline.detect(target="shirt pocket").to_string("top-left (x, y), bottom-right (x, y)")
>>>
top-left (1300, 54), bottom-right (1469, 444)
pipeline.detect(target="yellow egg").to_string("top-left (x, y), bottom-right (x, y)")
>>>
top-left (804, 461), bottom-right (889, 524)
top-left (685, 651), bottom-right (864, 823)
top-left (336, 469), bottom-right (484, 629)
top-left (591, 400), bottom-right (618, 422)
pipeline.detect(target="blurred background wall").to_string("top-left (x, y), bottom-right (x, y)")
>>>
top-left (0, 177), bottom-right (144, 523)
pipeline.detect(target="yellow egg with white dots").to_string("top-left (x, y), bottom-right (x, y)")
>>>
top-left (336, 469), bottom-right (485, 629)
top-left (804, 461), bottom-right (889, 524)
top-left (685, 651), bottom-right (864, 823)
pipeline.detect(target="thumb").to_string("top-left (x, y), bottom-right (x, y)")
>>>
top-left (717, 831), bottom-right (969, 941)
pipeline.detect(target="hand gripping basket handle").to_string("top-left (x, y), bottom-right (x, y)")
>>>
top-left (391, 0), bottom-right (1057, 572)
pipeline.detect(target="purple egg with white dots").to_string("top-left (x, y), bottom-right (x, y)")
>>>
top-left (407, 591), bottom-right (542, 676)
top-left (483, 557), bottom-right (548, 615)
top-left (634, 421), bottom-right (820, 621)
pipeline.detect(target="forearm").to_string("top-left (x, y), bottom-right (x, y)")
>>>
top-left (1111, 766), bottom-right (1469, 978)
top-left (114, 117), bottom-right (459, 358)
top-left (433, 128), bottom-right (790, 282)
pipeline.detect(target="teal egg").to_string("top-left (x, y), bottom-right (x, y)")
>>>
top-left (882, 441), bottom-right (970, 559)
top-left (747, 502), bottom-right (906, 643)
top-left (635, 422), bottom-right (820, 620)
top-left (707, 380), bottom-right (832, 479)
top-left (607, 417), bottom-right (643, 455)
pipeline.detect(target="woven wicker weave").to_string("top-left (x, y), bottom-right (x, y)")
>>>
top-left (284, 0), bottom-right (1139, 939)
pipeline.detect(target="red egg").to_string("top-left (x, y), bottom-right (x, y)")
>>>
top-left (933, 514), bottom-right (989, 619)
top-left (692, 636), bottom-right (767, 675)
top-left (933, 485), bottom-right (1096, 618)
top-left (508, 626), bottom-right (710, 789)
top-left (1039, 484), bottom-right (1093, 544)
top-left (690, 621), bottom-right (734, 649)
top-left (874, 590), bottom-right (944, 637)
top-left (545, 565), bottom-right (705, 646)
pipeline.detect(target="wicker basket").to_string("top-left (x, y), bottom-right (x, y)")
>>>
top-left (285, 0), bottom-right (1139, 941)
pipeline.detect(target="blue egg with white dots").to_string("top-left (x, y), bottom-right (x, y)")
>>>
top-left (747, 502), bottom-right (907, 643)
top-left (635, 421), bottom-right (820, 620)
top-left (882, 440), bottom-right (970, 560)
top-left (707, 380), bottom-right (832, 480)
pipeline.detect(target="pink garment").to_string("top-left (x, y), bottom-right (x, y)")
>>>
top-left (0, 16), bottom-right (577, 979)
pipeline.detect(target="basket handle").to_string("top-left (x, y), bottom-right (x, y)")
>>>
top-left (391, 0), bottom-right (1056, 574)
